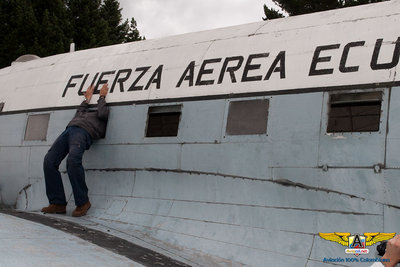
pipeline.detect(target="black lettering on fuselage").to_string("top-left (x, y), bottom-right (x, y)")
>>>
top-left (145, 65), bottom-right (163, 90)
top-left (128, 66), bottom-right (151, 91)
top-left (62, 74), bottom-right (83, 97)
top-left (309, 44), bottom-right (340, 76)
top-left (195, 58), bottom-right (222, 86)
top-left (242, 53), bottom-right (269, 82)
top-left (90, 73), bottom-right (99, 86)
top-left (339, 41), bottom-right (365, 73)
top-left (78, 74), bottom-right (90, 96)
top-left (265, 51), bottom-right (286, 80)
top-left (95, 71), bottom-right (116, 94)
top-left (176, 61), bottom-right (195, 87)
top-left (371, 37), bottom-right (400, 70)
top-left (218, 56), bottom-right (244, 84)
top-left (110, 69), bottom-right (132, 93)
top-left (63, 37), bottom-right (400, 97)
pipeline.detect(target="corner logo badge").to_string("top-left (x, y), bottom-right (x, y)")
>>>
top-left (319, 232), bottom-right (395, 256)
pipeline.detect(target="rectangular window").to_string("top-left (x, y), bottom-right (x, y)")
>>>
top-left (24, 114), bottom-right (50, 141)
top-left (146, 105), bottom-right (181, 137)
top-left (226, 99), bottom-right (269, 135)
top-left (0, 102), bottom-right (4, 112)
top-left (327, 91), bottom-right (382, 133)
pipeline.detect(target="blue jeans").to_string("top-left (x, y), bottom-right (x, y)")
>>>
top-left (43, 126), bottom-right (92, 206)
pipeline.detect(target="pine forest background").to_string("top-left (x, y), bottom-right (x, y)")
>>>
top-left (0, 0), bottom-right (143, 68)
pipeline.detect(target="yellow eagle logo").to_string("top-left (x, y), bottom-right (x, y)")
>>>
top-left (319, 232), bottom-right (395, 247)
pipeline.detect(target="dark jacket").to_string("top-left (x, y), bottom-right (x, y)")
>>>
top-left (67, 97), bottom-right (109, 139)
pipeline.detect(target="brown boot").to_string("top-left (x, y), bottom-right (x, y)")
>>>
top-left (72, 201), bottom-right (91, 217)
top-left (41, 204), bottom-right (66, 214)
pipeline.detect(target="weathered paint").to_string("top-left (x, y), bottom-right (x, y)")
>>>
top-left (1, 1), bottom-right (400, 266)
top-left (0, 1), bottom-right (399, 113)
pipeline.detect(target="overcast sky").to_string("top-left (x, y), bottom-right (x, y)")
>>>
top-left (118, 0), bottom-right (278, 39)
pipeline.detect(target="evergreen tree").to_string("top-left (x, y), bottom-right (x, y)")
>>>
top-left (100, 0), bottom-right (127, 44)
top-left (263, 0), bottom-right (388, 20)
top-left (14, 1), bottom-right (40, 56)
top-left (66, 0), bottom-right (105, 49)
top-left (0, 1), bottom-right (12, 67)
top-left (32, 0), bottom-right (71, 55)
top-left (0, 0), bottom-right (70, 67)
top-left (262, 4), bottom-right (284, 20)
top-left (126, 17), bottom-right (145, 42)
top-left (0, 0), bottom-right (144, 68)
top-left (0, 0), bottom-right (41, 67)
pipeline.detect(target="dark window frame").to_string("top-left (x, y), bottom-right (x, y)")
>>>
top-left (145, 105), bottom-right (182, 137)
top-left (327, 91), bottom-right (382, 133)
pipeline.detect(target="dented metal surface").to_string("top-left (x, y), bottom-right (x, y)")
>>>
top-left (0, 1), bottom-right (400, 267)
